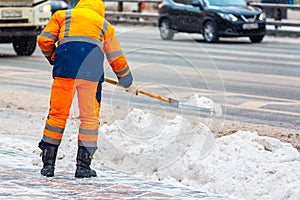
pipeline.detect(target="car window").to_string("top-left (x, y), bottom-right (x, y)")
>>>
top-left (185, 0), bottom-right (194, 5)
top-left (174, 0), bottom-right (194, 5)
top-left (173, 0), bottom-right (185, 4)
top-left (204, 0), bottom-right (246, 7)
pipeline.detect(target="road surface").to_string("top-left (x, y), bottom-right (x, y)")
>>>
top-left (0, 25), bottom-right (299, 131)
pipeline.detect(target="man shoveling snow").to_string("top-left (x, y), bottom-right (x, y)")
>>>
top-left (37, 0), bottom-right (138, 178)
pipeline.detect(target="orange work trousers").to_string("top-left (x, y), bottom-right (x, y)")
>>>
top-left (42, 77), bottom-right (101, 149)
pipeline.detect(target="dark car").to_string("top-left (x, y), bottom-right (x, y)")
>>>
top-left (158, 0), bottom-right (266, 43)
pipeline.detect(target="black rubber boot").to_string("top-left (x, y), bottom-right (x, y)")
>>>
top-left (75, 146), bottom-right (97, 178)
top-left (38, 143), bottom-right (58, 177)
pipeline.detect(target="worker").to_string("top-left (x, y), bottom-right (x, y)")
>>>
top-left (37, 0), bottom-right (137, 178)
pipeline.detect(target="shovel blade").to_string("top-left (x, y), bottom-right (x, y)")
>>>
top-left (178, 102), bottom-right (213, 113)
top-left (169, 99), bottom-right (213, 113)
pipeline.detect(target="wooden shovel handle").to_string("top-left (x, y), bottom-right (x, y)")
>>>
top-left (104, 77), bottom-right (121, 86)
top-left (137, 89), bottom-right (172, 104)
top-left (104, 77), bottom-right (172, 103)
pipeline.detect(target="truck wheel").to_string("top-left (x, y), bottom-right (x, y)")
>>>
top-left (13, 36), bottom-right (37, 56)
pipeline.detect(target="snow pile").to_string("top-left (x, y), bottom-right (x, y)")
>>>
top-left (181, 94), bottom-right (224, 132)
top-left (96, 109), bottom-right (300, 200)
top-left (97, 108), bottom-right (216, 173)
top-left (162, 131), bottom-right (300, 200)
top-left (183, 94), bottom-right (223, 117)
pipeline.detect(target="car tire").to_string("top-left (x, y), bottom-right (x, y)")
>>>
top-left (203, 21), bottom-right (218, 43)
top-left (13, 36), bottom-right (37, 56)
top-left (249, 35), bottom-right (264, 43)
top-left (159, 19), bottom-right (174, 40)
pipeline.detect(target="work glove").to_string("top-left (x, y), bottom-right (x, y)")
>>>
top-left (45, 56), bottom-right (54, 65)
top-left (125, 81), bottom-right (138, 95)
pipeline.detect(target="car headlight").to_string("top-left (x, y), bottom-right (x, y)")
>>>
top-left (218, 13), bottom-right (238, 22)
top-left (38, 3), bottom-right (51, 13)
top-left (259, 13), bottom-right (266, 21)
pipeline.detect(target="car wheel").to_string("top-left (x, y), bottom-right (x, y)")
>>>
top-left (203, 21), bottom-right (218, 43)
top-left (249, 35), bottom-right (264, 43)
top-left (159, 19), bottom-right (174, 40)
top-left (13, 36), bottom-right (37, 56)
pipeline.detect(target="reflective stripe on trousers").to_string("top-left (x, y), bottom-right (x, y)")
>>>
top-left (42, 77), bottom-right (101, 148)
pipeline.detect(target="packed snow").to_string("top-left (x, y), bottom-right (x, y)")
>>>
top-left (97, 109), bottom-right (300, 200)
top-left (1, 93), bottom-right (300, 199)
top-left (183, 94), bottom-right (222, 117)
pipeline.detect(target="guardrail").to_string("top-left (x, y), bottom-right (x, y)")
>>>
top-left (105, 0), bottom-right (161, 12)
top-left (249, 3), bottom-right (300, 36)
top-left (105, 11), bottom-right (158, 25)
top-left (104, 1), bottom-right (300, 36)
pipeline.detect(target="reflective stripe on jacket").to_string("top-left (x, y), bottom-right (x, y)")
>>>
top-left (37, 0), bottom-right (133, 86)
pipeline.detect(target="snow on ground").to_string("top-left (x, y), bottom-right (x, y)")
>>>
top-left (96, 109), bottom-right (300, 200)
top-left (1, 88), bottom-right (300, 200)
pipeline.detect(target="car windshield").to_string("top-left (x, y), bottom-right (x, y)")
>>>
top-left (205, 0), bottom-right (247, 7)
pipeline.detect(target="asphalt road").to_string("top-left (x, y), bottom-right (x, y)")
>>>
top-left (0, 25), bottom-right (299, 130)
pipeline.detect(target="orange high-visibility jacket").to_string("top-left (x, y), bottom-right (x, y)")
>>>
top-left (37, 0), bottom-right (132, 87)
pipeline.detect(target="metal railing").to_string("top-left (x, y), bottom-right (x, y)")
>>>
top-left (105, 0), bottom-right (161, 12)
top-left (105, 11), bottom-right (158, 25)
top-left (249, 3), bottom-right (300, 36)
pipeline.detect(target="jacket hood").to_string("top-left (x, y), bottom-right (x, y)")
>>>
top-left (75, 0), bottom-right (105, 17)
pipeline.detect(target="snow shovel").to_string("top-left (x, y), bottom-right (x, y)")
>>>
top-left (104, 77), bottom-right (214, 113)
